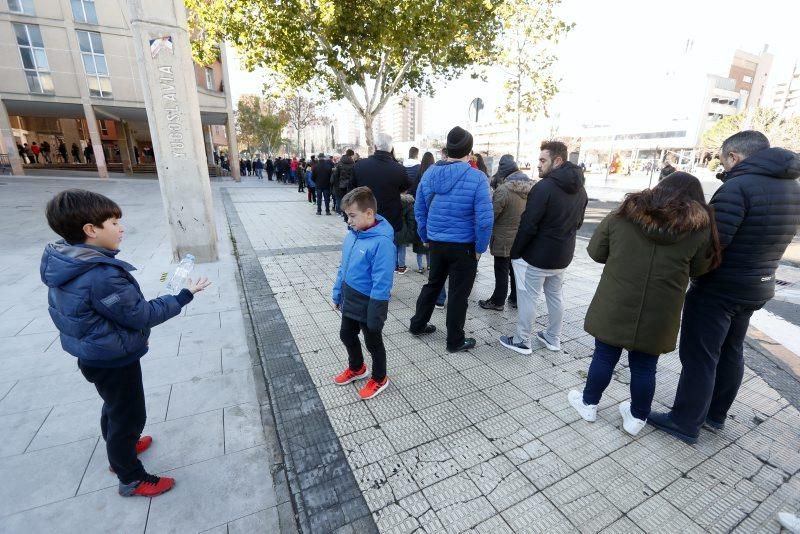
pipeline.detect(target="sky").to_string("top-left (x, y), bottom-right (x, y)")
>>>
top-left (227, 0), bottom-right (799, 137)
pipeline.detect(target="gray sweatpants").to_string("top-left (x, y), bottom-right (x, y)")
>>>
top-left (512, 258), bottom-right (565, 347)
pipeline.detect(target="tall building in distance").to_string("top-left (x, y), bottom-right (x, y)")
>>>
top-left (769, 61), bottom-right (800, 117)
top-left (728, 46), bottom-right (773, 109)
top-left (374, 93), bottom-right (424, 144)
top-left (0, 0), bottom-right (236, 175)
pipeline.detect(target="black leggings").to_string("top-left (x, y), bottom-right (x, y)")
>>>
top-left (340, 316), bottom-right (386, 381)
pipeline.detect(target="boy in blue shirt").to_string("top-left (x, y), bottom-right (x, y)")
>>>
top-left (40, 189), bottom-right (211, 497)
top-left (332, 187), bottom-right (396, 399)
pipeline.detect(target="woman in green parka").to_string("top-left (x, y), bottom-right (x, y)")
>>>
top-left (568, 172), bottom-right (721, 436)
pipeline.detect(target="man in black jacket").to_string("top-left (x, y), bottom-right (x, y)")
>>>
top-left (313, 153), bottom-right (334, 215)
top-left (650, 131), bottom-right (800, 444)
top-left (351, 133), bottom-right (410, 233)
top-left (500, 141), bottom-right (587, 356)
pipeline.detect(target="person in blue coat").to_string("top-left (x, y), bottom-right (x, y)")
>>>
top-left (409, 126), bottom-right (493, 352)
top-left (40, 189), bottom-right (211, 498)
top-left (332, 187), bottom-right (396, 400)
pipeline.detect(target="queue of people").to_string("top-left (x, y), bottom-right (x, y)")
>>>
top-left (268, 127), bottom-right (800, 448)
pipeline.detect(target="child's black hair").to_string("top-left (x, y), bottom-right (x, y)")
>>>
top-left (46, 189), bottom-right (122, 244)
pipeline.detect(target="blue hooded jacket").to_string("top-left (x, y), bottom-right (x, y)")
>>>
top-left (332, 215), bottom-right (395, 330)
top-left (40, 241), bottom-right (193, 367)
top-left (414, 161), bottom-right (494, 253)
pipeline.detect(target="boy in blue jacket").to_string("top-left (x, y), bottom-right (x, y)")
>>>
top-left (332, 187), bottom-right (396, 399)
top-left (40, 189), bottom-right (211, 498)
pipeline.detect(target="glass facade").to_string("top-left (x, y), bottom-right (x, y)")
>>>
top-left (13, 23), bottom-right (54, 94)
top-left (77, 30), bottom-right (112, 98)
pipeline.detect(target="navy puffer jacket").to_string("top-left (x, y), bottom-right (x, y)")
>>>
top-left (415, 160), bottom-right (494, 253)
top-left (41, 242), bottom-right (193, 367)
top-left (694, 147), bottom-right (800, 303)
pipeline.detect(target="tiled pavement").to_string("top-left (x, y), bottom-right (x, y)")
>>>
top-left (1, 175), bottom-right (798, 533)
top-left (0, 176), bottom-right (290, 533)
top-left (229, 181), bottom-right (800, 534)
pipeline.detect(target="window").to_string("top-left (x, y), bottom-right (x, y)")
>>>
top-left (204, 67), bottom-right (215, 90)
top-left (7, 0), bottom-right (35, 15)
top-left (71, 0), bottom-right (97, 24)
top-left (13, 24), bottom-right (53, 94)
top-left (99, 120), bottom-right (108, 135)
top-left (742, 75), bottom-right (753, 84)
top-left (76, 30), bottom-right (112, 98)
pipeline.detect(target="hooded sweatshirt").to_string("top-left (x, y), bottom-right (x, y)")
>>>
top-left (332, 215), bottom-right (396, 330)
top-left (694, 147), bottom-right (800, 303)
top-left (40, 241), bottom-right (193, 367)
top-left (414, 160), bottom-right (494, 253)
top-left (510, 161), bottom-right (589, 269)
top-left (490, 154), bottom-right (519, 189)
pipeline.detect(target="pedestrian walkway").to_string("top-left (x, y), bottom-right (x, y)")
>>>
top-left (1, 175), bottom-right (798, 533)
top-left (229, 180), bottom-right (799, 533)
top-left (0, 176), bottom-right (290, 533)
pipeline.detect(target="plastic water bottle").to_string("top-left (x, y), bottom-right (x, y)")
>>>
top-left (165, 254), bottom-right (195, 293)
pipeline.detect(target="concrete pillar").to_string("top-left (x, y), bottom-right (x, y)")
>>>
top-left (127, 0), bottom-right (218, 262)
top-left (0, 98), bottom-right (24, 175)
top-left (117, 121), bottom-right (133, 175)
top-left (83, 103), bottom-right (108, 178)
top-left (204, 125), bottom-right (215, 165)
top-left (123, 122), bottom-right (137, 164)
top-left (220, 43), bottom-right (240, 182)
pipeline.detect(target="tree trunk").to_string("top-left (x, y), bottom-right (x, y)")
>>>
top-left (296, 129), bottom-right (301, 158)
top-left (364, 114), bottom-right (375, 155)
top-left (516, 73), bottom-right (522, 162)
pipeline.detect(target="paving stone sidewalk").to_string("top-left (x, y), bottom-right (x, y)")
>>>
top-left (229, 180), bottom-right (800, 534)
top-left (0, 176), bottom-right (290, 533)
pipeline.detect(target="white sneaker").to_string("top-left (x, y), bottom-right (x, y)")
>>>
top-left (568, 390), bottom-right (597, 422)
top-left (537, 331), bottom-right (561, 351)
top-left (779, 512), bottom-right (800, 534)
top-left (619, 401), bottom-right (647, 436)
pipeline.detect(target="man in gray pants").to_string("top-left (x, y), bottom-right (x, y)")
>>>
top-left (500, 141), bottom-right (588, 355)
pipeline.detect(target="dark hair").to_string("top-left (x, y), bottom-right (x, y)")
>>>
top-left (475, 153), bottom-right (488, 174)
top-left (540, 140), bottom-right (568, 163)
top-left (46, 189), bottom-right (122, 244)
top-left (345, 149), bottom-right (354, 157)
top-left (408, 146), bottom-right (419, 159)
top-left (721, 130), bottom-right (770, 159)
top-left (618, 172), bottom-right (722, 269)
top-left (417, 151), bottom-right (435, 180)
top-left (341, 186), bottom-right (377, 212)
top-left (440, 147), bottom-right (448, 158)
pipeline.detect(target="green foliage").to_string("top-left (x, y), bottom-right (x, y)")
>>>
top-left (186, 0), bottom-right (504, 150)
top-left (702, 107), bottom-right (800, 153)
top-left (235, 95), bottom-right (286, 154)
top-left (495, 0), bottom-right (574, 159)
top-left (706, 157), bottom-right (720, 171)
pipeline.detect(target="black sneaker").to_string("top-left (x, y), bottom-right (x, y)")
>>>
top-left (704, 416), bottom-right (725, 431)
top-left (508, 299), bottom-right (517, 309)
top-left (478, 299), bottom-right (504, 311)
top-left (410, 324), bottom-right (436, 336)
top-left (447, 338), bottom-right (476, 353)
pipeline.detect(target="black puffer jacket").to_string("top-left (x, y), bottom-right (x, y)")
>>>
top-left (510, 161), bottom-right (589, 269)
top-left (694, 147), bottom-right (800, 304)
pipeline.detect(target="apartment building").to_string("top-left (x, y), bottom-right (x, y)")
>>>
top-left (0, 0), bottom-right (235, 174)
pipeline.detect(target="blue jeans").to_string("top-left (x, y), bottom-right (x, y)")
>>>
top-left (436, 287), bottom-right (446, 306)
top-left (582, 339), bottom-right (658, 420)
top-left (416, 253), bottom-right (428, 270)
top-left (397, 245), bottom-right (407, 268)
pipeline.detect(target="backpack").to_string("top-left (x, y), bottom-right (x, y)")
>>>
top-left (338, 163), bottom-right (354, 191)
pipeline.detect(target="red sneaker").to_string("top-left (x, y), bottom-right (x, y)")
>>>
top-left (119, 473), bottom-right (175, 497)
top-left (135, 436), bottom-right (153, 455)
top-left (334, 364), bottom-right (368, 385)
top-left (359, 377), bottom-right (389, 400)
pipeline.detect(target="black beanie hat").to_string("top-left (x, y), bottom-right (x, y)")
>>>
top-left (446, 126), bottom-right (473, 159)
